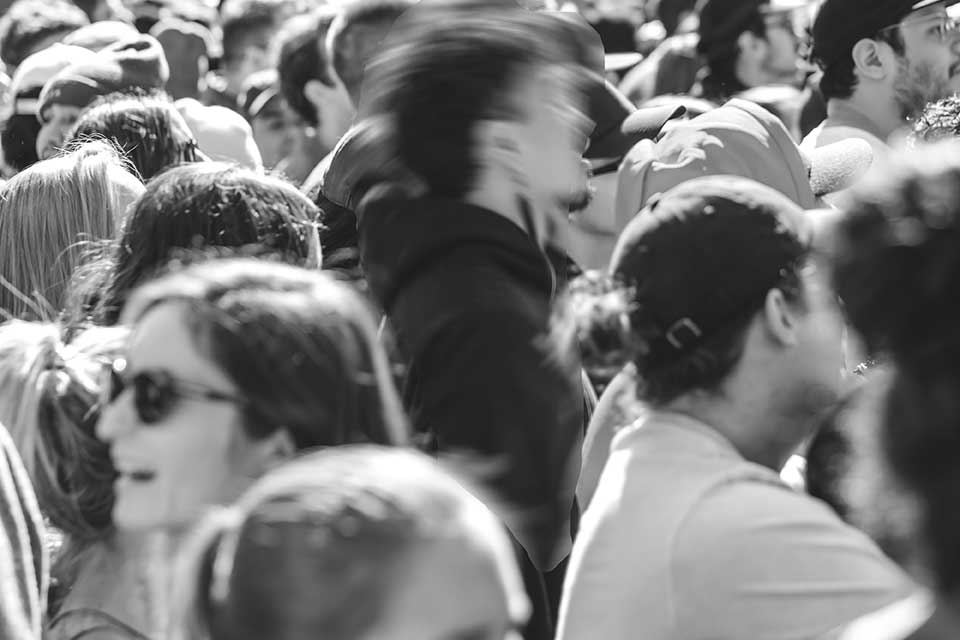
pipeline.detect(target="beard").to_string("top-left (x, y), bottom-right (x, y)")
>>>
top-left (893, 56), bottom-right (953, 122)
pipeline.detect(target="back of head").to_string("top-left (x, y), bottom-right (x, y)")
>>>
top-left (327, 0), bottom-right (418, 105)
top-left (832, 140), bottom-right (960, 594)
top-left (276, 7), bottom-right (339, 126)
top-left (121, 259), bottom-right (408, 450)
top-left (173, 446), bottom-right (523, 640)
top-left (0, 321), bottom-right (127, 546)
top-left (0, 0), bottom-right (89, 69)
top-left (357, 6), bottom-right (576, 200)
top-left (97, 163), bottom-right (319, 324)
top-left (67, 92), bottom-right (201, 181)
top-left (560, 175), bottom-right (810, 403)
top-left (0, 140), bottom-right (132, 320)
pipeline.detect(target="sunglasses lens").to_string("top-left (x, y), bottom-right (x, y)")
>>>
top-left (133, 372), bottom-right (175, 424)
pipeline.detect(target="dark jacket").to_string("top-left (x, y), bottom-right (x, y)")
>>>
top-left (358, 196), bottom-right (584, 573)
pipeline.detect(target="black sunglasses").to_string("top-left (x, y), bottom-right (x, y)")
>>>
top-left (102, 358), bottom-right (248, 425)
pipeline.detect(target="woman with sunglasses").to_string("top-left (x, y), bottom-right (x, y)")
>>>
top-left (97, 258), bottom-right (409, 536)
top-left (0, 320), bottom-right (163, 640)
top-left (172, 446), bottom-right (530, 640)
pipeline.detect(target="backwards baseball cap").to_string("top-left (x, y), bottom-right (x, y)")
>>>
top-left (8, 44), bottom-right (99, 117)
top-left (698, 0), bottom-right (807, 60)
top-left (813, 0), bottom-right (960, 71)
top-left (614, 98), bottom-right (874, 225)
top-left (610, 175), bottom-right (812, 364)
top-left (37, 34), bottom-right (170, 121)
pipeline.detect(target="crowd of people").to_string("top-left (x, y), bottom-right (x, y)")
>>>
top-left (0, 0), bottom-right (958, 638)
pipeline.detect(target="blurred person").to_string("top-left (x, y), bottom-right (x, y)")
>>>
top-left (354, 12), bottom-right (594, 639)
top-left (150, 17), bottom-right (213, 101)
top-left (97, 259), bottom-right (409, 535)
top-left (35, 34), bottom-right (170, 161)
top-left (0, 321), bottom-right (164, 639)
top-left (830, 142), bottom-right (960, 639)
top-left (67, 92), bottom-right (202, 182)
top-left (619, 0), bottom-right (807, 107)
top-left (0, 141), bottom-right (143, 321)
top-left (71, 0), bottom-right (136, 23)
top-left (172, 446), bottom-right (529, 640)
top-left (555, 176), bottom-right (914, 640)
top-left (91, 163), bottom-right (321, 325)
top-left (0, 44), bottom-right (98, 175)
top-left (804, 0), bottom-right (960, 169)
top-left (275, 8), bottom-right (355, 165)
top-left (0, 0), bottom-right (89, 72)
top-left (207, 0), bottom-right (300, 110)
top-left (239, 70), bottom-right (295, 171)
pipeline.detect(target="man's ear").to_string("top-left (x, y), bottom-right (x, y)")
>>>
top-left (304, 79), bottom-right (348, 114)
top-left (243, 428), bottom-right (297, 478)
top-left (851, 38), bottom-right (893, 81)
top-left (474, 118), bottom-right (523, 177)
top-left (762, 288), bottom-right (801, 347)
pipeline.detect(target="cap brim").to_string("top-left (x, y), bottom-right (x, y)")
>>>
top-left (803, 138), bottom-right (874, 198)
top-left (621, 104), bottom-right (687, 140)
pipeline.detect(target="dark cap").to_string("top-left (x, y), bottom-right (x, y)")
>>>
top-left (812, 0), bottom-right (959, 71)
top-left (610, 176), bottom-right (810, 362)
top-left (697, 0), bottom-right (807, 60)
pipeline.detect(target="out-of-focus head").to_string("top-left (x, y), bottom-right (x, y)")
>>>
top-left (696, 0), bottom-right (807, 95)
top-left (0, 140), bottom-right (143, 320)
top-left (1, 44), bottom-right (99, 174)
top-left (67, 92), bottom-right (201, 181)
top-left (0, 321), bottom-right (127, 545)
top-left (276, 7), bottom-right (354, 155)
top-left (832, 140), bottom-right (960, 595)
top-left (150, 17), bottom-right (213, 101)
top-left (219, 0), bottom-right (299, 95)
top-left (173, 446), bottom-right (529, 640)
top-left (327, 0), bottom-right (418, 107)
top-left (240, 70), bottom-right (294, 170)
top-left (0, 0), bottom-right (89, 71)
top-left (97, 260), bottom-right (409, 532)
top-left (358, 7), bottom-right (594, 226)
top-left (560, 176), bottom-right (845, 465)
top-left (814, 0), bottom-right (960, 119)
top-left (96, 162), bottom-right (321, 325)
top-left (36, 34), bottom-right (171, 161)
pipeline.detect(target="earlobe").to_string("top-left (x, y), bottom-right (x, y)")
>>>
top-left (763, 289), bottom-right (799, 347)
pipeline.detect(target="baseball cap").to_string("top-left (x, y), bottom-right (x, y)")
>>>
top-left (615, 98), bottom-right (874, 225)
top-left (813, 0), bottom-right (960, 72)
top-left (698, 0), bottom-right (808, 60)
top-left (8, 44), bottom-right (99, 117)
top-left (610, 175), bottom-right (812, 364)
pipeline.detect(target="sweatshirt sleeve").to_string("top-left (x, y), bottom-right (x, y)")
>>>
top-left (0, 424), bottom-right (47, 640)
top-left (410, 310), bottom-right (584, 572)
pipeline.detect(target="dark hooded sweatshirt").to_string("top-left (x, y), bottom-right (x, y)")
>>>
top-left (359, 196), bottom-right (584, 574)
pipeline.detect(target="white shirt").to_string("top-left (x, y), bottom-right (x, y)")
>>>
top-left (556, 411), bottom-right (915, 640)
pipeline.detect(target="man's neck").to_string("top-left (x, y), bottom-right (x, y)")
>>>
top-left (826, 93), bottom-right (903, 143)
top-left (663, 392), bottom-right (797, 471)
top-left (465, 184), bottom-right (547, 248)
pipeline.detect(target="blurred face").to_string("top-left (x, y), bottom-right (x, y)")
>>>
top-left (890, 4), bottom-right (960, 118)
top-left (36, 104), bottom-right (83, 161)
top-left (366, 533), bottom-right (530, 640)
top-left (251, 103), bottom-right (296, 169)
top-left (511, 64), bottom-right (593, 226)
top-left (97, 303), bottom-right (263, 531)
top-left (759, 9), bottom-right (804, 83)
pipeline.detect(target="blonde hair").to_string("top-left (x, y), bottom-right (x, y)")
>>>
top-left (0, 140), bottom-right (138, 320)
top-left (0, 321), bottom-right (128, 547)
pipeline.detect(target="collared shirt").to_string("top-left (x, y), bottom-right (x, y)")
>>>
top-left (556, 410), bottom-right (915, 640)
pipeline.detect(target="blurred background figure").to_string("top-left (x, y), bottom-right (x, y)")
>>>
top-left (173, 446), bottom-right (530, 640)
top-left (239, 69), bottom-right (296, 172)
top-left (831, 142), bottom-right (960, 639)
top-left (0, 0), bottom-right (89, 74)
